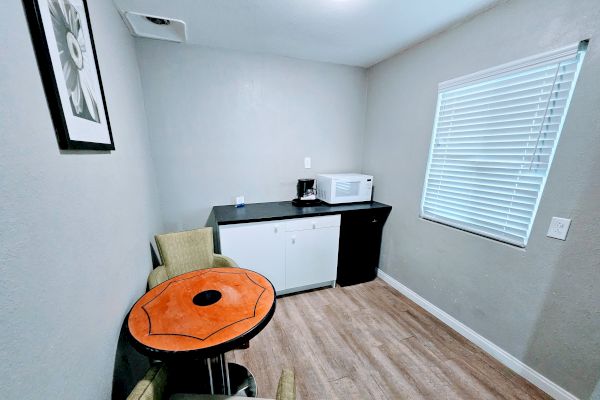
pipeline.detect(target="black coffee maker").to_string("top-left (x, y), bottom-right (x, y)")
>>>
top-left (292, 178), bottom-right (321, 207)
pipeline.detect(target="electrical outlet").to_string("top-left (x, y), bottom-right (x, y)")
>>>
top-left (547, 217), bottom-right (571, 240)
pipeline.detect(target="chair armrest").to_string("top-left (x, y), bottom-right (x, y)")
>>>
top-left (148, 266), bottom-right (168, 289)
top-left (213, 254), bottom-right (239, 268)
top-left (276, 369), bottom-right (295, 400)
top-left (126, 364), bottom-right (168, 400)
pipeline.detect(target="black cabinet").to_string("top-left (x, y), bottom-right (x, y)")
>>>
top-left (336, 207), bottom-right (391, 286)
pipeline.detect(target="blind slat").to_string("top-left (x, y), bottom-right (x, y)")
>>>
top-left (425, 190), bottom-right (535, 213)
top-left (438, 108), bottom-right (565, 128)
top-left (426, 180), bottom-right (539, 198)
top-left (428, 171), bottom-right (544, 186)
top-left (438, 97), bottom-right (568, 119)
top-left (434, 130), bottom-right (558, 141)
top-left (426, 186), bottom-right (537, 208)
top-left (440, 83), bottom-right (573, 108)
top-left (430, 158), bottom-right (550, 167)
top-left (435, 136), bottom-right (556, 145)
top-left (437, 112), bottom-right (564, 129)
top-left (438, 90), bottom-right (571, 115)
top-left (431, 156), bottom-right (551, 165)
top-left (427, 177), bottom-right (540, 193)
top-left (434, 143), bottom-right (555, 151)
top-left (432, 147), bottom-right (555, 155)
top-left (424, 195), bottom-right (534, 219)
top-left (423, 199), bottom-right (531, 227)
top-left (429, 166), bottom-right (544, 182)
top-left (437, 122), bottom-right (560, 135)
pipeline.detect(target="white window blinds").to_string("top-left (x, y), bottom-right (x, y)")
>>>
top-left (421, 42), bottom-right (587, 247)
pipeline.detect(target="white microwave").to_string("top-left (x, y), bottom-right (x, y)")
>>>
top-left (316, 173), bottom-right (373, 204)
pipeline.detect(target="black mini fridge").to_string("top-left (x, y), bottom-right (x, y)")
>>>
top-left (336, 206), bottom-right (391, 286)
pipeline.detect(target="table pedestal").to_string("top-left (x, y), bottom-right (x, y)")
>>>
top-left (168, 357), bottom-right (257, 397)
top-left (220, 361), bottom-right (256, 397)
top-left (207, 355), bottom-right (257, 397)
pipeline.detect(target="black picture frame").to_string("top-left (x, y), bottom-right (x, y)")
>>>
top-left (23, 0), bottom-right (115, 151)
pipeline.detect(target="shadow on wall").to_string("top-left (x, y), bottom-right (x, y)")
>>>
top-left (111, 244), bottom-right (161, 399)
top-left (150, 242), bottom-right (161, 268)
top-left (111, 318), bottom-right (149, 400)
top-left (523, 158), bottom-right (600, 400)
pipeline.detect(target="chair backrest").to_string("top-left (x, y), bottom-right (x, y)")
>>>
top-left (155, 228), bottom-right (215, 279)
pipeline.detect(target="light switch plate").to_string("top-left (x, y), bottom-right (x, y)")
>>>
top-left (547, 217), bottom-right (571, 240)
top-left (304, 157), bottom-right (311, 169)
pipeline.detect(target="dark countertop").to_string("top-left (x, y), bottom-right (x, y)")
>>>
top-left (210, 201), bottom-right (392, 225)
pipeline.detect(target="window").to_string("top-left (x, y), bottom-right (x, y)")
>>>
top-left (421, 41), bottom-right (587, 247)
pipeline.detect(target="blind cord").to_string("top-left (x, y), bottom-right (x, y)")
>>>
top-left (528, 63), bottom-right (561, 170)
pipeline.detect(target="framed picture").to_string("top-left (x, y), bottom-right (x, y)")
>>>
top-left (23, 0), bottom-right (114, 150)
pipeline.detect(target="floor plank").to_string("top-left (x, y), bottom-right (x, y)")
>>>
top-left (230, 279), bottom-right (551, 400)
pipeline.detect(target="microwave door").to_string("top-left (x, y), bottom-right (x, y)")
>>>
top-left (335, 180), bottom-right (361, 202)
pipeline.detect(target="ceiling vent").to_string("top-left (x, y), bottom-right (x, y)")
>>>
top-left (120, 11), bottom-right (187, 43)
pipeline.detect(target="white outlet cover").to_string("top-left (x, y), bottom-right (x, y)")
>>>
top-left (235, 196), bottom-right (245, 208)
top-left (547, 217), bottom-right (571, 240)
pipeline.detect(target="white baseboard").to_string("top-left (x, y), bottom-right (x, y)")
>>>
top-left (377, 269), bottom-right (579, 400)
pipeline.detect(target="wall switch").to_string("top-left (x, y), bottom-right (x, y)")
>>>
top-left (547, 217), bottom-right (571, 240)
top-left (304, 157), bottom-right (311, 169)
top-left (235, 196), bottom-right (245, 208)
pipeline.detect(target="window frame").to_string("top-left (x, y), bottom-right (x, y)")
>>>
top-left (420, 41), bottom-right (588, 247)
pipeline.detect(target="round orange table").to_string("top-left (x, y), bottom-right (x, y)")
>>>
top-left (128, 267), bottom-right (276, 395)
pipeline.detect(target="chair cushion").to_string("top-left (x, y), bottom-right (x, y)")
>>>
top-left (275, 369), bottom-right (295, 400)
top-left (127, 364), bottom-right (168, 400)
top-left (155, 228), bottom-right (215, 279)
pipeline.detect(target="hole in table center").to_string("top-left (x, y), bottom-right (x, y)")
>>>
top-left (193, 290), bottom-right (222, 306)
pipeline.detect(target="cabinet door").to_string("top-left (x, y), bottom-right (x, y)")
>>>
top-left (219, 221), bottom-right (285, 291)
top-left (285, 226), bottom-right (340, 290)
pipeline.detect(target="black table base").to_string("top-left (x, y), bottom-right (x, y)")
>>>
top-left (224, 362), bottom-right (256, 397)
top-left (168, 356), bottom-right (257, 397)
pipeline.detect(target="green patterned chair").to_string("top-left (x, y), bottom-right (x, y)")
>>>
top-left (126, 364), bottom-right (295, 400)
top-left (149, 227), bottom-right (238, 289)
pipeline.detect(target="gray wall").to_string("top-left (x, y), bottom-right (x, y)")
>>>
top-left (136, 41), bottom-right (367, 231)
top-left (0, 1), bottom-right (162, 399)
top-left (363, 0), bottom-right (600, 398)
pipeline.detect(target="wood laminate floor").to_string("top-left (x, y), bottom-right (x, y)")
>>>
top-left (230, 279), bottom-right (551, 400)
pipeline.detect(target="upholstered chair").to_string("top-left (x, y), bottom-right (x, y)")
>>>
top-left (149, 227), bottom-right (238, 289)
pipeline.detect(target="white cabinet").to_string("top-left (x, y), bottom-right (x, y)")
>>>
top-left (285, 226), bottom-right (340, 289)
top-left (219, 220), bottom-right (286, 290)
top-left (218, 215), bottom-right (341, 294)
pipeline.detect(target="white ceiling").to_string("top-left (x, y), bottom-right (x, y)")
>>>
top-left (114, 0), bottom-right (498, 67)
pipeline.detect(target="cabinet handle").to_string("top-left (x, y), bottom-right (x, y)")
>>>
top-left (274, 225), bottom-right (279, 233)
top-left (291, 236), bottom-right (296, 244)
top-left (371, 219), bottom-right (378, 223)
top-left (312, 222), bottom-right (317, 229)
